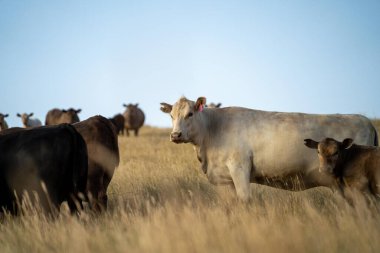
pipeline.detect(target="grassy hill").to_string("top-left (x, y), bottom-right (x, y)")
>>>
top-left (1, 124), bottom-right (380, 253)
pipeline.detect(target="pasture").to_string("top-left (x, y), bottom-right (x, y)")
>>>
top-left (1, 123), bottom-right (380, 253)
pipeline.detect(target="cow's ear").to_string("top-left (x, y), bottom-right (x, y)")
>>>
top-left (216, 103), bottom-right (222, 108)
top-left (304, 139), bottom-right (319, 149)
top-left (195, 97), bottom-right (206, 112)
top-left (123, 103), bottom-right (127, 108)
top-left (17, 113), bottom-right (21, 117)
top-left (160, 103), bottom-right (172, 113)
top-left (341, 138), bottom-right (354, 149)
top-left (29, 113), bottom-right (34, 117)
top-left (62, 109), bottom-right (67, 113)
top-left (135, 103), bottom-right (139, 107)
top-left (76, 109), bottom-right (81, 114)
top-left (4, 114), bottom-right (8, 118)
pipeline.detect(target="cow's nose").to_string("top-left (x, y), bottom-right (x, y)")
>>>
top-left (171, 131), bottom-right (182, 140)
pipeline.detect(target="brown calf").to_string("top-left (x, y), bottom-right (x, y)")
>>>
top-left (304, 138), bottom-right (380, 203)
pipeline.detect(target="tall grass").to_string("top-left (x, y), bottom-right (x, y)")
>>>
top-left (0, 125), bottom-right (379, 253)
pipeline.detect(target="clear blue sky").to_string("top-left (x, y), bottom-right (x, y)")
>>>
top-left (1, 0), bottom-right (380, 128)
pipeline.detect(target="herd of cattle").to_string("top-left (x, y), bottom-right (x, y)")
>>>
top-left (0, 97), bottom-right (379, 215)
top-left (0, 104), bottom-right (144, 214)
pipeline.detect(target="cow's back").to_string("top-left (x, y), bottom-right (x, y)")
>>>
top-left (45, 109), bottom-right (64, 125)
top-left (0, 124), bottom-right (88, 213)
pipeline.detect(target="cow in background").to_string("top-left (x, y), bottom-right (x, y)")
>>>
top-left (0, 113), bottom-right (9, 131)
top-left (17, 113), bottom-right (42, 128)
top-left (160, 96), bottom-right (378, 202)
top-left (45, 108), bottom-right (81, 125)
top-left (305, 137), bottom-right (380, 204)
top-left (207, 102), bottom-right (222, 108)
top-left (109, 114), bottom-right (125, 135)
top-left (123, 103), bottom-right (145, 136)
top-left (0, 124), bottom-right (88, 214)
top-left (74, 115), bottom-right (120, 211)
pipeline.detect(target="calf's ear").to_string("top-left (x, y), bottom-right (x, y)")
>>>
top-left (195, 97), bottom-right (206, 112)
top-left (341, 138), bottom-right (354, 149)
top-left (160, 103), bottom-right (172, 113)
top-left (17, 113), bottom-right (21, 117)
top-left (304, 139), bottom-right (319, 149)
top-left (29, 113), bottom-right (34, 117)
top-left (75, 109), bottom-right (82, 114)
top-left (4, 114), bottom-right (8, 118)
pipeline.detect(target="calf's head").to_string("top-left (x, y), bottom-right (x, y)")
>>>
top-left (304, 138), bottom-right (354, 173)
top-left (160, 96), bottom-right (206, 143)
top-left (17, 113), bottom-right (34, 126)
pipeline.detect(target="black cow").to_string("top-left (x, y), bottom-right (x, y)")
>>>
top-left (109, 114), bottom-right (125, 135)
top-left (0, 124), bottom-right (88, 214)
top-left (74, 116), bottom-right (120, 211)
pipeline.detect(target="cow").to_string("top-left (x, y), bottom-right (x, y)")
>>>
top-left (17, 113), bottom-right (42, 128)
top-left (123, 103), bottom-right (145, 136)
top-left (304, 138), bottom-right (380, 203)
top-left (0, 124), bottom-right (88, 214)
top-left (73, 115), bottom-right (120, 211)
top-left (109, 113), bottom-right (125, 135)
top-left (0, 113), bottom-right (9, 131)
top-left (45, 108), bottom-right (81, 125)
top-left (207, 102), bottom-right (222, 108)
top-left (160, 96), bottom-right (378, 202)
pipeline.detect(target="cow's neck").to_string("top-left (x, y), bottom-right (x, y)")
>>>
top-left (191, 109), bottom-right (221, 146)
top-left (191, 109), bottom-right (221, 173)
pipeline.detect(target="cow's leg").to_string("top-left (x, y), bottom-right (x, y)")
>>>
top-left (67, 195), bottom-right (82, 214)
top-left (134, 128), bottom-right (139, 136)
top-left (227, 159), bottom-right (251, 202)
top-left (126, 129), bottom-right (130, 136)
top-left (95, 172), bottom-right (113, 211)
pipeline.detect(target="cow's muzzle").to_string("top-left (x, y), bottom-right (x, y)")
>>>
top-left (170, 131), bottom-right (183, 143)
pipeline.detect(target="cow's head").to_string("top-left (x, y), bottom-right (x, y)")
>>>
top-left (17, 113), bottom-right (33, 126)
top-left (62, 108), bottom-right (81, 123)
top-left (123, 103), bottom-right (140, 115)
top-left (304, 138), bottom-right (354, 173)
top-left (160, 96), bottom-right (206, 144)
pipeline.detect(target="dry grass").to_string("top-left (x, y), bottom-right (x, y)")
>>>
top-left (1, 125), bottom-right (380, 253)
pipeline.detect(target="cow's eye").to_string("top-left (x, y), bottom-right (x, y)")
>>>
top-left (185, 112), bottom-right (193, 119)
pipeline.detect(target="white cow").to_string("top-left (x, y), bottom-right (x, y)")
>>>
top-left (160, 96), bottom-right (378, 201)
top-left (0, 113), bottom-right (9, 131)
top-left (17, 113), bottom-right (42, 128)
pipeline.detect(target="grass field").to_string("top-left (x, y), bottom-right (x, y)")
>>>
top-left (1, 124), bottom-right (380, 253)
